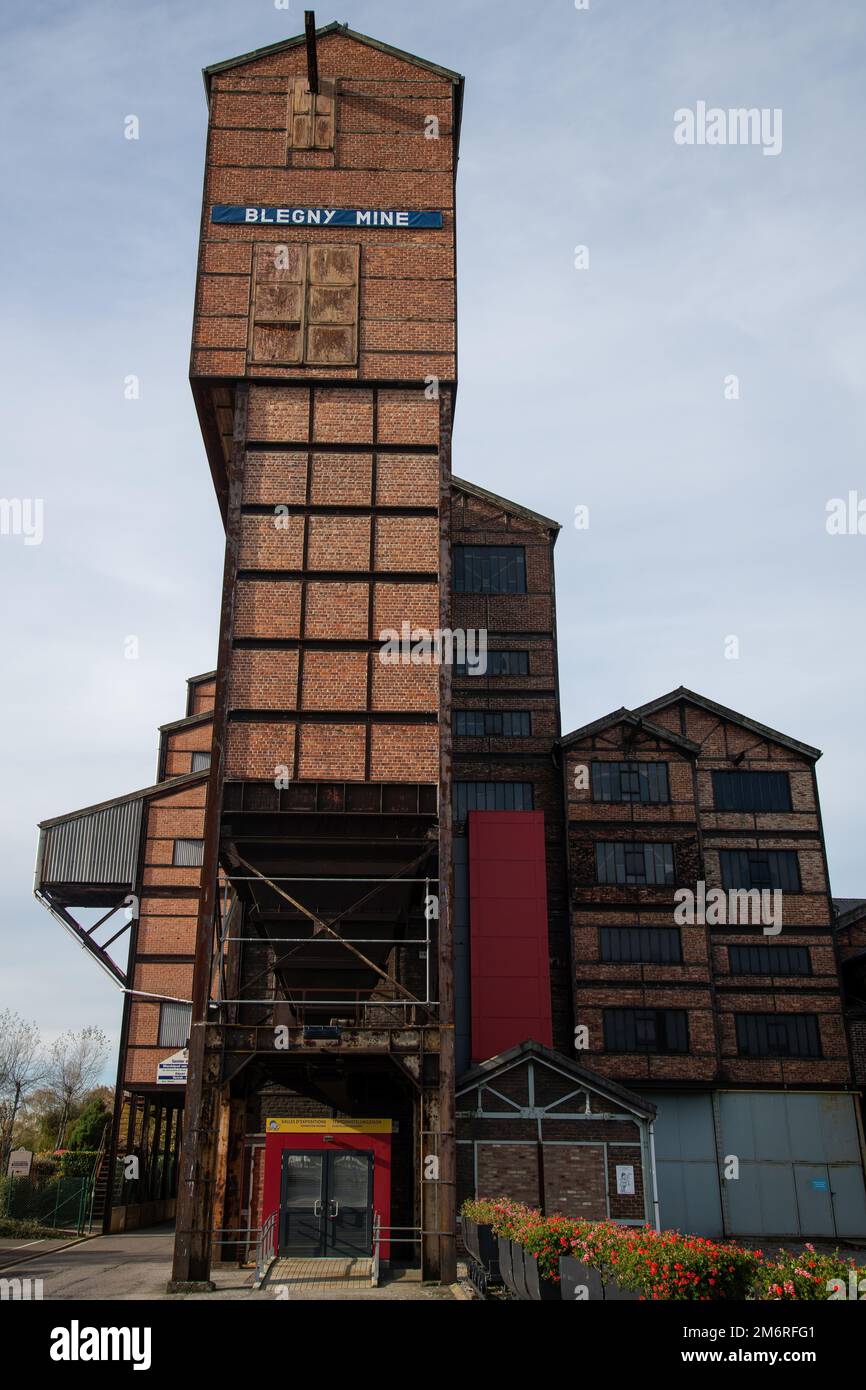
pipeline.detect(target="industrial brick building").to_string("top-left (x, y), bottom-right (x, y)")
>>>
top-left (562, 690), bottom-right (866, 1239)
top-left (34, 18), bottom-right (866, 1284)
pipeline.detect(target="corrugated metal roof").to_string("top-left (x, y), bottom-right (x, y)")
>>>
top-left (41, 797), bottom-right (143, 886)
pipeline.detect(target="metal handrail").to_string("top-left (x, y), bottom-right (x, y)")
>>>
top-left (371, 1212), bottom-right (381, 1287)
top-left (256, 1210), bottom-right (278, 1283)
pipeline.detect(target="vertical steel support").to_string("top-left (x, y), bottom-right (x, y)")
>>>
top-left (435, 386), bottom-right (456, 1282)
top-left (171, 385), bottom-right (248, 1288)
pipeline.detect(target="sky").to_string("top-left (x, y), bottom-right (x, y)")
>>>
top-left (1, 0), bottom-right (865, 1080)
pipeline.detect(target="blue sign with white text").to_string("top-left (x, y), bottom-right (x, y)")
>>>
top-left (211, 205), bottom-right (443, 229)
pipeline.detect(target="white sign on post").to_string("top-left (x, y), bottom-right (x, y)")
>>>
top-left (7, 1147), bottom-right (33, 1178)
top-left (615, 1164), bottom-right (635, 1196)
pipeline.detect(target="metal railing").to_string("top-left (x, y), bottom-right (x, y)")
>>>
top-left (256, 1210), bottom-right (278, 1283)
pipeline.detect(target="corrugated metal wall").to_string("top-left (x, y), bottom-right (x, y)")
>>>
top-left (40, 798), bottom-right (143, 885)
top-left (646, 1089), bottom-right (866, 1239)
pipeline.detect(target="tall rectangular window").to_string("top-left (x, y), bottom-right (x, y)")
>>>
top-left (592, 761), bottom-right (670, 804)
top-left (191, 750), bottom-right (211, 772)
top-left (454, 781), bottom-right (534, 822)
top-left (735, 1013), bottom-right (821, 1058)
top-left (452, 546), bottom-right (527, 594)
top-left (719, 849), bottom-right (800, 891)
top-left (712, 771), bottom-right (792, 812)
top-left (595, 841), bottom-right (675, 886)
top-left (600, 926), bottom-right (682, 964)
top-left (158, 1001), bottom-right (192, 1049)
top-left (603, 1008), bottom-right (689, 1054)
top-left (728, 945), bottom-right (811, 977)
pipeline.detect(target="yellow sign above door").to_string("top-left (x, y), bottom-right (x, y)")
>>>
top-left (266, 1117), bottom-right (392, 1134)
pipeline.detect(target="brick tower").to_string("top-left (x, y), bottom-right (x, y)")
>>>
top-left (171, 21), bottom-right (462, 1284)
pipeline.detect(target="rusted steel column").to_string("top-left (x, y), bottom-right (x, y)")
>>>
top-left (170, 385), bottom-right (248, 1288)
top-left (436, 386), bottom-right (457, 1282)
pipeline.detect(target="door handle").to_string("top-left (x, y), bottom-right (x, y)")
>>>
top-left (313, 1199), bottom-right (323, 1216)
top-left (329, 1199), bottom-right (340, 1218)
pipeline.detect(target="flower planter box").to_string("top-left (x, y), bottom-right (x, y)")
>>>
top-left (602, 1279), bottom-right (639, 1302)
top-left (523, 1250), bottom-right (561, 1301)
top-left (558, 1256), bottom-right (604, 1302)
top-left (476, 1223), bottom-right (501, 1283)
top-left (509, 1242), bottom-right (531, 1301)
top-left (462, 1217), bottom-right (480, 1264)
top-left (498, 1235), bottom-right (516, 1296)
top-left (464, 1218), bottom-right (501, 1286)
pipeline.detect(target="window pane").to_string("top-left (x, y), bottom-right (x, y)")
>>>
top-left (595, 841), bottom-right (675, 886)
top-left (712, 770), bottom-right (792, 812)
top-left (600, 926), bottom-right (682, 964)
top-left (453, 546), bottom-right (527, 594)
top-left (719, 849), bottom-right (800, 891)
top-left (454, 781), bottom-right (534, 822)
top-left (159, 1001), bottom-right (192, 1048)
top-left (173, 838), bottom-right (204, 867)
top-left (729, 944), bottom-right (810, 976)
top-left (735, 1012), bottom-right (820, 1058)
top-left (591, 761), bottom-right (670, 805)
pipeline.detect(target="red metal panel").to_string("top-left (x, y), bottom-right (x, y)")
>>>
top-left (468, 810), bottom-right (553, 1062)
top-left (263, 1126), bottom-right (392, 1260)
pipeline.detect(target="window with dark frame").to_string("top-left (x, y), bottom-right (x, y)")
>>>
top-left (191, 750), bottom-right (211, 773)
top-left (735, 1012), bottom-right (821, 1058)
top-left (603, 1007), bottom-right (689, 1054)
top-left (452, 545), bottom-right (527, 595)
top-left (719, 849), bottom-right (800, 891)
top-left (453, 781), bottom-right (534, 822)
top-left (455, 650), bottom-right (530, 677)
top-left (172, 838), bottom-right (204, 867)
top-left (454, 710), bottom-right (532, 737)
top-left (712, 770), bottom-right (793, 812)
top-left (728, 944), bottom-right (811, 977)
top-left (591, 761), bottom-right (670, 804)
top-left (600, 926), bottom-right (682, 964)
top-left (158, 1001), bottom-right (192, 1049)
top-left (595, 840), bottom-right (675, 886)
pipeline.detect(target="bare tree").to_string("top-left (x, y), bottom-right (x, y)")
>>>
top-left (46, 1027), bottom-right (109, 1149)
top-left (0, 1011), bottom-right (44, 1167)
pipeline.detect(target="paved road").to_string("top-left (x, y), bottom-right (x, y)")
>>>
top-left (0, 1235), bottom-right (84, 1270)
top-left (0, 1226), bottom-right (463, 1300)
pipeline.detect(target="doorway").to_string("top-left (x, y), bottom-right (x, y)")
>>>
top-left (279, 1149), bottom-right (373, 1257)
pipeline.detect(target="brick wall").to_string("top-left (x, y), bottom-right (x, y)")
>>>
top-left (191, 30), bottom-right (457, 384)
top-left (565, 696), bottom-right (852, 1089)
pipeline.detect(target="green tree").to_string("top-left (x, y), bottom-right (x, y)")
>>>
top-left (66, 1096), bottom-right (110, 1151)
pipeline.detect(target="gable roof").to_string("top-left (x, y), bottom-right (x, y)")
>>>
top-left (632, 687), bottom-right (821, 761)
top-left (456, 1039), bottom-right (656, 1119)
top-left (559, 707), bottom-right (700, 755)
top-left (834, 898), bottom-right (866, 930)
top-left (452, 475), bottom-right (561, 536)
top-left (203, 22), bottom-right (465, 151)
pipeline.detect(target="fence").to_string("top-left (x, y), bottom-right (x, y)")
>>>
top-left (1, 1173), bottom-right (92, 1232)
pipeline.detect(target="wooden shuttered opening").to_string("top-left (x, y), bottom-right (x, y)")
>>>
top-left (288, 77), bottom-right (336, 150)
top-left (249, 243), bottom-right (359, 367)
top-left (249, 243), bottom-right (307, 365)
top-left (305, 244), bottom-right (359, 365)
